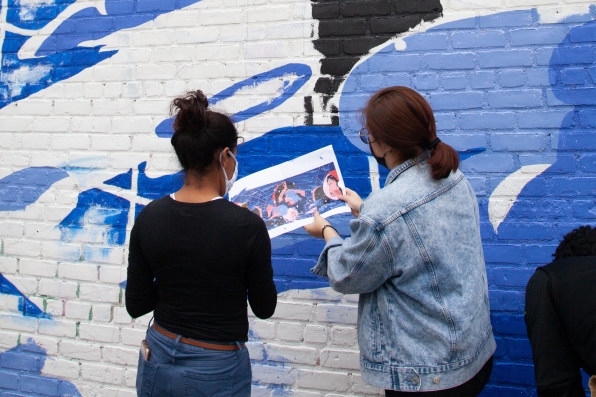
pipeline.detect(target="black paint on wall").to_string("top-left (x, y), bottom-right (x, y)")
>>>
top-left (309, 0), bottom-right (443, 125)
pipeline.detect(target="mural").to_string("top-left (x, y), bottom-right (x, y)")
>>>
top-left (0, 0), bottom-right (595, 395)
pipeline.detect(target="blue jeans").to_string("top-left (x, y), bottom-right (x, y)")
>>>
top-left (136, 325), bottom-right (251, 396)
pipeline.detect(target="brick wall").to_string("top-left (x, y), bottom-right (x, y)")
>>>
top-left (0, 1), bottom-right (595, 396)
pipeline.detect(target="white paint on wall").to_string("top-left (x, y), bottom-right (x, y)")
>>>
top-left (488, 164), bottom-right (551, 234)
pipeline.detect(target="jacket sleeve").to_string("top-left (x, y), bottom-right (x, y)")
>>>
top-left (125, 216), bottom-right (158, 318)
top-left (312, 217), bottom-right (395, 294)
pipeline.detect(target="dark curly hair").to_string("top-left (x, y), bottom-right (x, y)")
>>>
top-left (170, 90), bottom-right (239, 174)
top-left (553, 225), bottom-right (596, 259)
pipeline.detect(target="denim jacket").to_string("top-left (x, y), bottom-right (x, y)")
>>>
top-left (312, 154), bottom-right (496, 391)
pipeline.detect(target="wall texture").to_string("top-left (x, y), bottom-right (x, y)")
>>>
top-left (1, 1), bottom-right (595, 396)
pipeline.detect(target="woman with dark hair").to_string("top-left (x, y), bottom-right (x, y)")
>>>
top-left (305, 86), bottom-right (495, 395)
top-left (126, 90), bottom-right (277, 396)
top-left (525, 225), bottom-right (596, 397)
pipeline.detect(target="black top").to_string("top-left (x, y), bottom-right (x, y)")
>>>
top-left (126, 196), bottom-right (277, 342)
top-left (525, 256), bottom-right (596, 396)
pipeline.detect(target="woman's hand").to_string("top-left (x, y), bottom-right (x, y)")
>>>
top-left (304, 210), bottom-right (338, 240)
top-left (339, 188), bottom-right (363, 217)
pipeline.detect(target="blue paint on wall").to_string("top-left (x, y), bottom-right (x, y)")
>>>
top-left (1, 0), bottom-right (205, 109)
top-left (0, 167), bottom-right (68, 211)
top-left (155, 63), bottom-right (312, 137)
top-left (0, 274), bottom-right (49, 318)
top-left (104, 169), bottom-right (132, 190)
top-left (58, 188), bottom-right (130, 245)
top-left (0, 339), bottom-right (81, 396)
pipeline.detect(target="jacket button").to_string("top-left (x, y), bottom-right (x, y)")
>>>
top-left (412, 376), bottom-right (420, 384)
top-left (433, 377), bottom-right (440, 384)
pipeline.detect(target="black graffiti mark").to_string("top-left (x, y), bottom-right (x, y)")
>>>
top-left (307, 0), bottom-right (443, 125)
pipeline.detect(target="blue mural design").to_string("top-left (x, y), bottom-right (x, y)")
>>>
top-left (156, 64), bottom-right (312, 136)
top-left (0, 274), bottom-right (50, 318)
top-left (1, 4), bottom-right (596, 395)
top-left (1, 0), bottom-right (204, 108)
top-left (0, 167), bottom-right (68, 211)
top-left (0, 339), bottom-right (81, 396)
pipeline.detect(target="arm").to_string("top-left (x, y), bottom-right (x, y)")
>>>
top-left (316, 217), bottom-right (394, 294)
top-left (524, 268), bottom-right (586, 395)
top-left (246, 219), bottom-right (277, 319)
top-left (125, 218), bottom-right (158, 318)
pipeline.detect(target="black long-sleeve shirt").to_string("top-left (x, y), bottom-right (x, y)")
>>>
top-left (525, 256), bottom-right (596, 396)
top-left (126, 196), bottom-right (277, 342)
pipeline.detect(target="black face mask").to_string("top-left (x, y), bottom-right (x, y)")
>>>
top-left (369, 142), bottom-right (388, 168)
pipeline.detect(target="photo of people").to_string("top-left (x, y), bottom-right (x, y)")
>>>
top-left (229, 146), bottom-right (350, 238)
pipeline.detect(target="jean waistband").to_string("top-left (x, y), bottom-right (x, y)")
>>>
top-left (153, 323), bottom-right (245, 351)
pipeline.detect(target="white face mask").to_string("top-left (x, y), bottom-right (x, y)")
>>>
top-left (219, 150), bottom-right (238, 196)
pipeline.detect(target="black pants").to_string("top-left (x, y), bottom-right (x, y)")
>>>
top-left (385, 356), bottom-right (493, 397)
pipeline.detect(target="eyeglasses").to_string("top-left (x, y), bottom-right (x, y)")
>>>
top-left (237, 136), bottom-right (245, 145)
top-left (359, 127), bottom-right (375, 144)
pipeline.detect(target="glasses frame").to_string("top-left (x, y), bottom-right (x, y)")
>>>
top-left (359, 127), bottom-right (375, 144)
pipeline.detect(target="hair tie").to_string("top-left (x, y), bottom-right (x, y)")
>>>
top-left (429, 137), bottom-right (441, 150)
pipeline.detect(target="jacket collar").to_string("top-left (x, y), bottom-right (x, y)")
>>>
top-left (385, 152), bottom-right (430, 187)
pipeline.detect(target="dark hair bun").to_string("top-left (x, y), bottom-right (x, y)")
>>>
top-left (171, 90), bottom-right (209, 134)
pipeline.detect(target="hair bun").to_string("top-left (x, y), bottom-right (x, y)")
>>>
top-left (171, 90), bottom-right (210, 134)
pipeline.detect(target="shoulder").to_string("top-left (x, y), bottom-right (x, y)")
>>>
top-left (219, 200), bottom-right (269, 230)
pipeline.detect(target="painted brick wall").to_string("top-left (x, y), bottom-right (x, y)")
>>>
top-left (0, 1), bottom-right (595, 396)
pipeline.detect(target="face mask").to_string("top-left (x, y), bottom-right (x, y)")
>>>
top-left (219, 150), bottom-right (238, 196)
top-left (369, 143), bottom-right (388, 168)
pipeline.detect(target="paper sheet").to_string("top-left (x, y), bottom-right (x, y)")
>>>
top-left (230, 145), bottom-right (350, 238)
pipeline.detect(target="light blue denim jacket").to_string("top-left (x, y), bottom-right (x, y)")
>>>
top-left (312, 154), bottom-right (496, 391)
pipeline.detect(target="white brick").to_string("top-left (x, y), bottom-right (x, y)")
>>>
top-left (38, 318), bottom-right (78, 338)
top-left (41, 358), bottom-right (81, 379)
top-left (0, 330), bottom-right (19, 349)
top-left (65, 301), bottom-right (93, 320)
top-left (41, 241), bottom-right (82, 261)
top-left (277, 322), bottom-right (304, 342)
top-left (248, 318), bottom-right (276, 340)
top-left (45, 298), bottom-right (65, 316)
top-left (78, 283), bottom-right (121, 303)
top-left (319, 348), bottom-right (360, 370)
top-left (60, 339), bottom-right (102, 361)
top-left (0, 222), bottom-right (24, 239)
top-left (89, 304), bottom-right (111, 323)
top-left (53, 99), bottom-right (93, 115)
top-left (4, 238), bottom-right (42, 257)
top-left (20, 258), bottom-right (58, 278)
top-left (296, 369), bottom-right (350, 392)
top-left (90, 134), bottom-right (131, 151)
top-left (51, 134), bottom-right (89, 150)
top-left (0, 314), bottom-right (37, 332)
top-left (271, 301), bottom-right (314, 321)
top-left (38, 279), bottom-right (78, 299)
top-left (102, 345), bottom-right (139, 366)
top-left (304, 324), bottom-right (328, 345)
top-left (315, 304), bottom-right (358, 325)
top-left (0, 256), bottom-right (18, 273)
top-left (31, 117), bottom-right (71, 133)
top-left (251, 363), bottom-right (295, 385)
top-left (79, 323), bottom-right (120, 343)
top-left (121, 327), bottom-right (145, 347)
top-left (331, 326), bottom-right (358, 346)
top-left (21, 133), bottom-right (51, 149)
top-left (263, 343), bottom-right (318, 365)
top-left (58, 262), bottom-right (98, 282)
top-left (80, 362), bottom-right (125, 385)
top-left (99, 265), bottom-right (127, 284)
